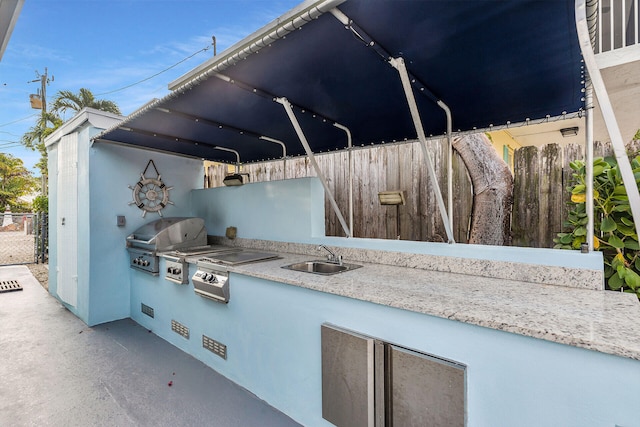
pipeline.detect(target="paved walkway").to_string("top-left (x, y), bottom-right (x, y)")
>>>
top-left (0, 266), bottom-right (301, 427)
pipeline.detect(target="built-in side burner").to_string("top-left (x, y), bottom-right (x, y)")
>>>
top-left (161, 245), bottom-right (240, 284)
top-left (192, 250), bottom-right (280, 303)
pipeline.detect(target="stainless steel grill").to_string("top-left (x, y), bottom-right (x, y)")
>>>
top-left (126, 217), bottom-right (207, 275)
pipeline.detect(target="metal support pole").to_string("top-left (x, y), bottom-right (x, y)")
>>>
top-left (276, 97), bottom-right (352, 237)
top-left (332, 122), bottom-right (354, 238)
top-left (576, 0), bottom-right (640, 239)
top-left (438, 100), bottom-right (454, 234)
top-left (390, 57), bottom-right (455, 243)
top-left (585, 77), bottom-right (594, 252)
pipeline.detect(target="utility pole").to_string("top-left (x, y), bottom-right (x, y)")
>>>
top-left (28, 68), bottom-right (53, 195)
top-left (29, 67), bottom-right (53, 113)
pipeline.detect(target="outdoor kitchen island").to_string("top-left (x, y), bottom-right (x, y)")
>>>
top-left (125, 178), bottom-right (640, 427)
top-left (44, 0), bottom-right (640, 424)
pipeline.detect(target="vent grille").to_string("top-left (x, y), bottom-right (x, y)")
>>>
top-left (0, 280), bottom-right (23, 293)
top-left (203, 335), bottom-right (227, 360)
top-left (171, 319), bottom-right (190, 339)
top-left (141, 303), bottom-right (154, 318)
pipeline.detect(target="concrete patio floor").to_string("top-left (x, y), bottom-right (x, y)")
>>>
top-left (0, 265), bottom-right (302, 427)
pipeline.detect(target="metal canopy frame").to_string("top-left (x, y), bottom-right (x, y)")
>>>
top-left (93, 0), bottom-right (587, 243)
top-left (329, 7), bottom-right (455, 242)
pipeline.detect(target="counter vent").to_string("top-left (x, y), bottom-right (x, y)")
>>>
top-left (141, 303), bottom-right (155, 318)
top-left (203, 335), bottom-right (227, 360)
top-left (171, 320), bottom-right (190, 339)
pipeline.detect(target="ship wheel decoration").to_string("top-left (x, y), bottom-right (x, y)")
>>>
top-left (128, 159), bottom-right (174, 217)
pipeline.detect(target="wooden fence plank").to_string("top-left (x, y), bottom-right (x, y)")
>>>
top-left (539, 144), bottom-right (564, 248)
top-left (512, 146), bottom-right (540, 246)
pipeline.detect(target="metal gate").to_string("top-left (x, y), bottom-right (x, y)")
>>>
top-left (0, 212), bottom-right (48, 265)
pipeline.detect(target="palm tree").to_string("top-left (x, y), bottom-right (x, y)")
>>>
top-left (21, 88), bottom-right (121, 178)
top-left (52, 88), bottom-right (121, 115)
top-left (20, 111), bottom-right (63, 176)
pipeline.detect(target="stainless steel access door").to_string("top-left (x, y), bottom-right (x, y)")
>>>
top-left (321, 324), bottom-right (466, 427)
top-left (321, 324), bottom-right (375, 427)
top-left (386, 344), bottom-right (465, 427)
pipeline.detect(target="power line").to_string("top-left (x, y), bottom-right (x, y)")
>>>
top-left (0, 141), bottom-right (23, 149)
top-left (96, 44), bottom-right (213, 97)
top-left (0, 113), bottom-right (39, 128)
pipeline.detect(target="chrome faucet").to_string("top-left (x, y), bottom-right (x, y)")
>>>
top-left (318, 245), bottom-right (342, 266)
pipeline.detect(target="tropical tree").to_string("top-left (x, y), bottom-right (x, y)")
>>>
top-left (52, 88), bottom-right (121, 115)
top-left (0, 153), bottom-right (38, 211)
top-left (21, 88), bottom-right (121, 178)
top-left (20, 111), bottom-right (63, 176)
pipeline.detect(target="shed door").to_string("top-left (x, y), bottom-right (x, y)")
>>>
top-left (56, 133), bottom-right (78, 306)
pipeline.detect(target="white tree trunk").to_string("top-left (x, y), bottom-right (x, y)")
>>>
top-left (452, 133), bottom-right (513, 245)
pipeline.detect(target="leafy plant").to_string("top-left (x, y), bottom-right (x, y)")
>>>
top-left (554, 155), bottom-right (640, 298)
top-left (32, 195), bottom-right (48, 214)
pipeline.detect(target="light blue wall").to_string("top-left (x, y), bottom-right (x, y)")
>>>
top-left (191, 178), bottom-right (325, 240)
top-left (86, 142), bottom-right (202, 325)
top-left (131, 267), bottom-right (640, 427)
top-left (47, 116), bottom-right (202, 326)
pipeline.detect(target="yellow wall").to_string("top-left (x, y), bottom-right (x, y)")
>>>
top-left (487, 130), bottom-right (522, 172)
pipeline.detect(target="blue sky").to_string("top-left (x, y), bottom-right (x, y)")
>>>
top-left (0, 0), bottom-right (301, 173)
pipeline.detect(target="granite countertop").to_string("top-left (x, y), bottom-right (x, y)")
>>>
top-left (184, 250), bottom-right (640, 361)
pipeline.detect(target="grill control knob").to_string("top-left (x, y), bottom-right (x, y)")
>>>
top-left (174, 268), bottom-right (181, 275)
top-left (141, 260), bottom-right (150, 267)
top-left (133, 258), bottom-right (140, 265)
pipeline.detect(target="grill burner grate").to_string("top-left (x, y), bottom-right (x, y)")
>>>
top-left (0, 280), bottom-right (23, 293)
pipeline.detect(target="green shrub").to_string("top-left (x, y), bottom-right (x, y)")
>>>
top-left (32, 195), bottom-right (48, 214)
top-left (554, 156), bottom-right (640, 298)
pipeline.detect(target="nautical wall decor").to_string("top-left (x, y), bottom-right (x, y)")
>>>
top-left (128, 159), bottom-right (174, 217)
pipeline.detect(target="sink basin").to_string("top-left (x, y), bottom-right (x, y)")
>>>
top-left (282, 260), bottom-right (362, 275)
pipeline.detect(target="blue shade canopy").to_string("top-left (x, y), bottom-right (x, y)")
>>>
top-left (95, 0), bottom-right (584, 165)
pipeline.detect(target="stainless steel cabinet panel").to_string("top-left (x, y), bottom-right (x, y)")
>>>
top-left (322, 324), bottom-right (375, 427)
top-left (322, 324), bottom-right (466, 427)
top-left (387, 344), bottom-right (465, 427)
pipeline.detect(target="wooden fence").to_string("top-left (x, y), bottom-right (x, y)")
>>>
top-left (205, 138), bottom-right (638, 248)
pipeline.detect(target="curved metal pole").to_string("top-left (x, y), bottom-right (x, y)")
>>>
top-left (259, 136), bottom-right (287, 179)
top-left (332, 122), bottom-right (354, 238)
top-left (214, 146), bottom-right (241, 173)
